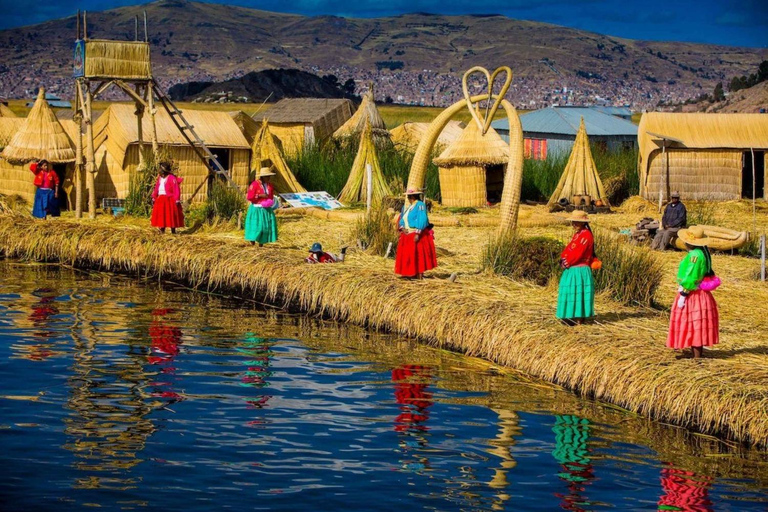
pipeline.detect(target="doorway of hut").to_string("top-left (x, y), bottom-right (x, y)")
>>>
top-left (207, 148), bottom-right (231, 196)
top-left (486, 164), bottom-right (505, 204)
top-left (52, 163), bottom-right (69, 211)
top-left (742, 150), bottom-right (765, 199)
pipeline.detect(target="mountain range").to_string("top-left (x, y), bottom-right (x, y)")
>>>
top-left (0, 0), bottom-right (765, 109)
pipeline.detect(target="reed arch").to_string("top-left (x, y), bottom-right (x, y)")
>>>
top-left (406, 93), bottom-right (524, 234)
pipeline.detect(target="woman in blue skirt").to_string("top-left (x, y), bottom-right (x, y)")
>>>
top-left (244, 167), bottom-right (279, 247)
top-left (557, 210), bottom-right (596, 325)
top-left (30, 160), bottom-right (60, 219)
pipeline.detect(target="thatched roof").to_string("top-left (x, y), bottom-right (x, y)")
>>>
top-left (548, 118), bottom-right (609, 208)
top-left (433, 121), bottom-right (509, 167)
top-left (333, 89), bottom-right (389, 141)
top-left (390, 120), bottom-right (465, 152)
top-left (228, 110), bottom-right (261, 146)
top-left (0, 118), bottom-right (26, 150)
top-left (93, 104), bottom-right (249, 163)
top-left (253, 98), bottom-right (353, 124)
top-left (638, 112), bottom-right (768, 181)
top-left (0, 103), bottom-right (17, 118)
top-left (338, 120), bottom-right (392, 204)
top-left (0, 89), bottom-right (75, 165)
top-left (83, 40), bottom-right (152, 80)
top-left (251, 120), bottom-right (305, 194)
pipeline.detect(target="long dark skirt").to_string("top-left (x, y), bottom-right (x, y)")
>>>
top-left (32, 188), bottom-right (60, 219)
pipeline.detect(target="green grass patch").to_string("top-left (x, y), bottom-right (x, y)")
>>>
top-left (482, 234), bottom-right (564, 286)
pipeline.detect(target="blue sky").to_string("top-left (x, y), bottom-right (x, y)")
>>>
top-left (0, 0), bottom-right (766, 48)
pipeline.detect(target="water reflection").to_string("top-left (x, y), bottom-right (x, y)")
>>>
top-left (1, 262), bottom-right (767, 511)
top-left (147, 308), bottom-right (184, 404)
top-left (392, 365), bottom-right (433, 473)
top-left (238, 334), bottom-right (273, 411)
top-left (658, 464), bottom-right (714, 512)
top-left (552, 415), bottom-right (595, 511)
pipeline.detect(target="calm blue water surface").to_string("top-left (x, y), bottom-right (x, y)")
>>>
top-left (1, 261), bottom-right (767, 511)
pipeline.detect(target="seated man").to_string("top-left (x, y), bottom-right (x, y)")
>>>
top-left (651, 191), bottom-right (687, 251)
top-left (305, 243), bottom-right (346, 264)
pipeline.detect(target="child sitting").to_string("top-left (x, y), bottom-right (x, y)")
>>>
top-left (305, 243), bottom-right (346, 264)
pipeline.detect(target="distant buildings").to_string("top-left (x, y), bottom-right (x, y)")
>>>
top-left (492, 106), bottom-right (638, 160)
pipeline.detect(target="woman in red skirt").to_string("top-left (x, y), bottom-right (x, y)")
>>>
top-left (395, 188), bottom-right (437, 279)
top-left (151, 162), bottom-right (184, 234)
top-left (667, 227), bottom-right (720, 358)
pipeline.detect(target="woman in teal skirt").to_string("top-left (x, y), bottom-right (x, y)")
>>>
top-left (244, 167), bottom-right (279, 247)
top-left (557, 210), bottom-right (596, 325)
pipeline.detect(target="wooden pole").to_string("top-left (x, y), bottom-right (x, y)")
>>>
top-left (146, 83), bottom-right (159, 155)
top-left (83, 11), bottom-right (87, 40)
top-left (134, 15), bottom-right (139, 41)
top-left (74, 80), bottom-right (84, 218)
top-left (84, 80), bottom-right (97, 218)
top-left (752, 147), bottom-right (757, 235)
top-left (77, 10), bottom-right (81, 40)
top-left (658, 143), bottom-right (666, 213)
top-left (366, 162), bottom-right (372, 215)
top-left (761, 234), bottom-right (766, 282)
top-left (143, 11), bottom-right (148, 42)
top-left (135, 85), bottom-right (145, 167)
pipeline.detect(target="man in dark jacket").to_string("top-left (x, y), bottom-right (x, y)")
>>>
top-left (651, 191), bottom-right (687, 250)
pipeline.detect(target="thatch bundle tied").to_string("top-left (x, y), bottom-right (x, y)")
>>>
top-left (0, 88), bottom-right (75, 165)
top-left (338, 120), bottom-right (392, 204)
top-left (547, 118), bottom-right (610, 208)
top-left (433, 121), bottom-right (509, 167)
top-left (251, 120), bottom-right (306, 194)
top-left (334, 87), bottom-right (389, 144)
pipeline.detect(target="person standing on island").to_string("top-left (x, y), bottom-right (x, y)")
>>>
top-left (651, 191), bottom-right (687, 251)
top-left (557, 211), bottom-right (598, 325)
top-left (394, 188), bottom-right (437, 279)
top-left (667, 227), bottom-right (720, 359)
top-left (30, 159), bottom-right (60, 219)
top-left (151, 162), bottom-right (185, 234)
top-left (244, 167), bottom-right (279, 247)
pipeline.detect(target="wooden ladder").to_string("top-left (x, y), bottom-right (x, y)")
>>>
top-left (151, 79), bottom-right (241, 202)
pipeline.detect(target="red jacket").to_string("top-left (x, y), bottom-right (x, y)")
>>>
top-left (305, 252), bottom-right (336, 264)
top-left (246, 180), bottom-right (274, 207)
top-left (560, 228), bottom-right (594, 268)
top-left (30, 162), bottom-right (60, 189)
top-left (152, 174), bottom-right (183, 202)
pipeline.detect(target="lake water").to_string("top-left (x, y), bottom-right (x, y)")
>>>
top-left (1, 261), bottom-right (767, 511)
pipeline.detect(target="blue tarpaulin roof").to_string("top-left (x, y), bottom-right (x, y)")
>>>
top-left (492, 107), bottom-right (637, 137)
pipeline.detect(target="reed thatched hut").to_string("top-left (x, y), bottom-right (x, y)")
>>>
top-left (333, 88), bottom-right (390, 144)
top-left (0, 102), bottom-right (17, 118)
top-left (228, 110), bottom-right (261, 146)
top-left (548, 118), bottom-right (610, 209)
top-left (251, 120), bottom-right (305, 194)
top-left (253, 98), bottom-right (353, 155)
top-left (432, 122), bottom-right (509, 207)
top-left (339, 120), bottom-right (391, 205)
top-left (0, 89), bottom-right (76, 205)
top-left (639, 113), bottom-right (768, 201)
top-left (92, 104), bottom-right (250, 202)
top-left (390, 121), bottom-right (465, 153)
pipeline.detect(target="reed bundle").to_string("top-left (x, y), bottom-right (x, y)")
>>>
top-left (1, 215), bottom-right (767, 448)
top-left (0, 89), bottom-right (75, 165)
top-left (83, 40), bottom-right (152, 79)
top-left (0, 103), bottom-right (17, 118)
top-left (338, 120), bottom-right (392, 205)
top-left (334, 89), bottom-right (390, 144)
top-left (251, 120), bottom-right (306, 193)
top-left (547, 118), bottom-right (610, 208)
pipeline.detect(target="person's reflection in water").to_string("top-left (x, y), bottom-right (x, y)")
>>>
top-left (486, 408), bottom-right (521, 511)
top-left (147, 308), bottom-right (184, 404)
top-left (392, 365), bottom-right (433, 473)
top-left (23, 288), bottom-right (60, 360)
top-left (238, 335), bottom-right (273, 415)
top-left (657, 464), bottom-right (713, 512)
top-left (552, 415), bottom-right (595, 512)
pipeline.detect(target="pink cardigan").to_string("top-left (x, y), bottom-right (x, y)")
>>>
top-left (152, 174), bottom-right (183, 202)
top-left (246, 180), bottom-right (274, 208)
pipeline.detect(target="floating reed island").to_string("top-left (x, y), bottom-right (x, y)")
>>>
top-left (1, 204), bottom-right (767, 449)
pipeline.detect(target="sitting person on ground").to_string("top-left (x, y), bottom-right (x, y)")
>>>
top-left (305, 243), bottom-right (346, 263)
top-left (151, 161), bottom-right (185, 234)
top-left (30, 159), bottom-right (60, 219)
top-left (651, 191), bottom-right (687, 251)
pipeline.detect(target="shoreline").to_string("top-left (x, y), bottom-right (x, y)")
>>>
top-left (1, 215), bottom-right (766, 449)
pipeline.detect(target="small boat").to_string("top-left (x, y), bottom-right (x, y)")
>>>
top-left (674, 225), bottom-right (749, 251)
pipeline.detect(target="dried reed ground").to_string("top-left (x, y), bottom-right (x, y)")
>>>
top-left (1, 199), bottom-right (767, 448)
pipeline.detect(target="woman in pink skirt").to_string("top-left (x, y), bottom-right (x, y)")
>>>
top-left (667, 227), bottom-right (720, 359)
